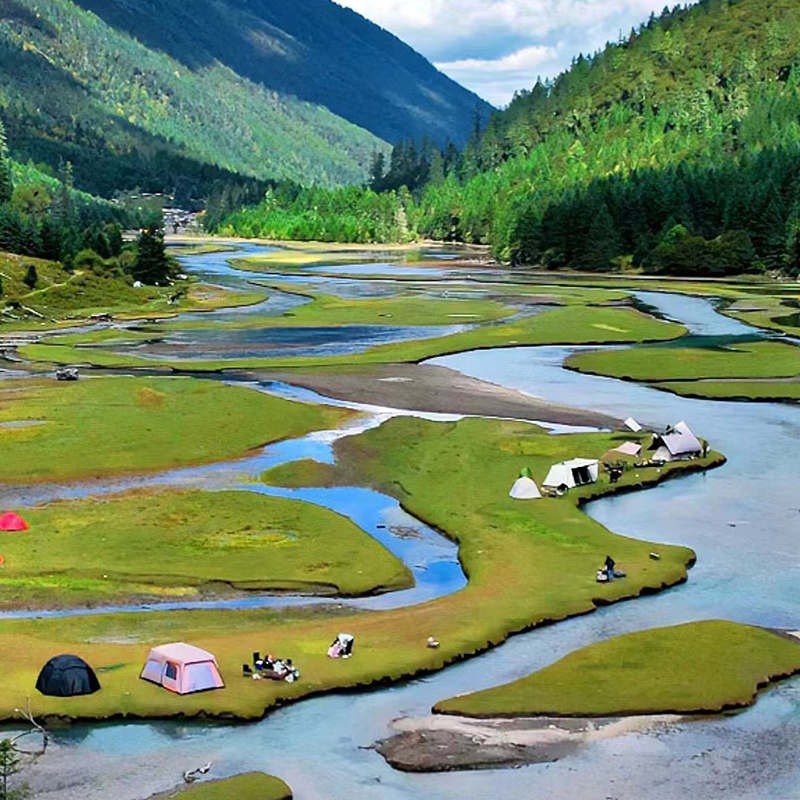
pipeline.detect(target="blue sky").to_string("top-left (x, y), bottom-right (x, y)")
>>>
top-left (335, 1), bottom-right (691, 106)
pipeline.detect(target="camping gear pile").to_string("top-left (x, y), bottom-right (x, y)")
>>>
top-left (140, 643), bottom-right (224, 695)
top-left (328, 633), bottom-right (355, 659)
top-left (246, 652), bottom-right (300, 682)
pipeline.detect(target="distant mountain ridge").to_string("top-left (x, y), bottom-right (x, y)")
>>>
top-left (0, 0), bottom-right (490, 198)
top-left (72, 0), bottom-right (492, 146)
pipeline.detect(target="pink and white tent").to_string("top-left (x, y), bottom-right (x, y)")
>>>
top-left (140, 643), bottom-right (224, 695)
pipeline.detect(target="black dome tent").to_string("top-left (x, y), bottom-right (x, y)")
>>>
top-left (35, 655), bottom-right (101, 698)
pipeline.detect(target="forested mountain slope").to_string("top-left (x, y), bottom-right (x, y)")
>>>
top-left (71, 0), bottom-right (491, 147)
top-left (409, 0), bottom-right (800, 274)
top-left (0, 0), bottom-right (396, 196)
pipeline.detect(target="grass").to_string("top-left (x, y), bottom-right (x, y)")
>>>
top-left (0, 415), bottom-right (723, 723)
top-left (20, 304), bottom-right (686, 371)
top-left (157, 289), bottom-right (513, 331)
top-left (167, 244), bottom-right (241, 257)
top-left (0, 489), bottom-right (411, 608)
top-left (0, 251), bottom-right (266, 329)
top-left (433, 621), bottom-right (800, 717)
top-left (657, 379), bottom-right (800, 401)
top-left (151, 772), bottom-right (291, 800)
top-left (0, 376), bottom-right (353, 483)
top-left (567, 340), bottom-right (800, 381)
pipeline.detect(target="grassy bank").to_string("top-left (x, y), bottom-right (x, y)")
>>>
top-left (20, 304), bottom-right (686, 371)
top-left (0, 251), bottom-right (266, 329)
top-left (0, 415), bottom-right (722, 722)
top-left (0, 376), bottom-right (352, 483)
top-left (158, 289), bottom-right (513, 331)
top-left (434, 621), bottom-right (800, 717)
top-left (566, 340), bottom-right (800, 401)
top-left (150, 772), bottom-right (291, 800)
top-left (567, 341), bottom-right (800, 382)
top-left (0, 489), bottom-right (411, 609)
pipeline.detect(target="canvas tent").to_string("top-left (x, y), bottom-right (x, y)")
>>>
top-left (543, 459), bottom-right (600, 491)
top-left (651, 421), bottom-right (702, 462)
top-left (36, 654), bottom-right (100, 697)
top-left (0, 512), bottom-right (29, 532)
top-left (509, 467), bottom-right (542, 500)
top-left (140, 643), bottom-right (224, 695)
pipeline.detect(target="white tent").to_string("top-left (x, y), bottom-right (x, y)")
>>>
top-left (652, 421), bottom-right (702, 461)
top-left (543, 458), bottom-right (600, 490)
top-left (624, 417), bottom-right (643, 432)
top-left (509, 476), bottom-right (542, 500)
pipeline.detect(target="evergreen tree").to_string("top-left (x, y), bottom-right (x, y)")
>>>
top-left (0, 739), bottom-right (25, 800)
top-left (22, 265), bottom-right (38, 290)
top-left (132, 222), bottom-right (171, 285)
top-left (0, 117), bottom-right (12, 205)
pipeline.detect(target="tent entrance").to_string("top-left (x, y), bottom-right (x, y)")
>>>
top-left (572, 466), bottom-right (593, 485)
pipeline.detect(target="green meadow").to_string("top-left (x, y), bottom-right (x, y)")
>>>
top-left (0, 415), bottom-right (721, 723)
top-left (567, 341), bottom-right (800, 381)
top-left (0, 376), bottom-right (353, 483)
top-left (434, 621), bottom-right (800, 717)
top-left (0, 489), bottom-right (411, 608)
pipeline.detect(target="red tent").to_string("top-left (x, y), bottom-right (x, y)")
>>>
top-left (0, 512), bottom-right (29, 532)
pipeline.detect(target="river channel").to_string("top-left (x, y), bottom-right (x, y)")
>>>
top-left (6, 248), bottom-right (800, 800)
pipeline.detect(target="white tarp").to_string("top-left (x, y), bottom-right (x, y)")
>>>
top-left (614, 441), bottom-right (642, 457)
top-left (509, 476), bottom-right (542, 500)
top-left (624, 417), bottom-right (643, 432)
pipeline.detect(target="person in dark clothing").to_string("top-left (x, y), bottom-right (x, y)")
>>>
top-left (604, 554), bottom-right (616, 581)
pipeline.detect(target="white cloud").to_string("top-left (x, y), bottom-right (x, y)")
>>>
top-left (335, 1), bottom-right (694, 105)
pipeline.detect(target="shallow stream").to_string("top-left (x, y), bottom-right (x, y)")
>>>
top-left (5, 250), bottom-right (800, 800)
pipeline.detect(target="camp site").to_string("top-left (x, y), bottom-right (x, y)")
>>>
top-left (1, 1), bottom-right (800, 797)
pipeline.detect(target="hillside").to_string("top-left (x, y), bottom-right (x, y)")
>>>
top-left (0, 0), bottom-right (488, 200)
top-left (217, 0), bottom-right (800, 275)
top-left (412, 0), bottom-right (800, 272)
top-left (71, 0), bottom-right (491, 146)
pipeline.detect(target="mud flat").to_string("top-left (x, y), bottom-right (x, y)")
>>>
top-left (374, 713), bottom-right (680, 772)
top-left (247, 363), bottom-right (620, 428)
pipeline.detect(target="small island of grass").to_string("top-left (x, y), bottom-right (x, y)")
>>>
top-left (149, 772), bottom-right (291, 800)
top-left (0, 489), bottom-right (412, 609)
top-left (434, 621), bottom-right (800, 718)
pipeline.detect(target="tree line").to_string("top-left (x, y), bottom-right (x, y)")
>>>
top-left (213, 0), bottom-right (800, 277)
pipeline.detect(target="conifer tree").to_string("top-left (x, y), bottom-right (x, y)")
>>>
top-left (0, 117), bottom-right (13, 205)
top-left (132, 221), bottom-right (171, 285)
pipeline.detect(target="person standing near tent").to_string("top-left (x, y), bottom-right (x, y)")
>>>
top-left (604, 554), bottom-right (616, 581)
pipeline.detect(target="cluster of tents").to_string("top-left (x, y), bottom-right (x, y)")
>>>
top-left (508, 420), bottom-right (704, 500)
top-left (35, 643), bottom-right (225, 699)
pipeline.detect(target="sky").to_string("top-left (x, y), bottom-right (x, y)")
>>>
top-left (334, 1), bottom-right (688, 107)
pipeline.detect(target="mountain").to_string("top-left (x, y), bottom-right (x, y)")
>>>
top-left (410, 0), bottom-right (800, 273)
top-left (71, 0), bottom-right (491, 146)
top-left (0, 0), bottom-right (489, 199)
